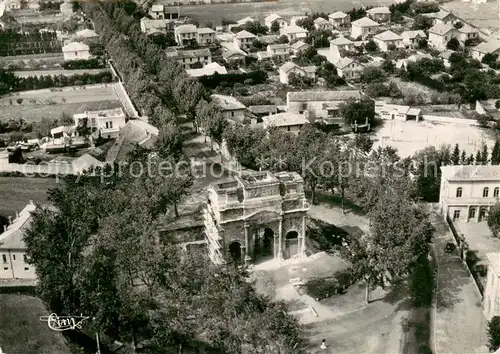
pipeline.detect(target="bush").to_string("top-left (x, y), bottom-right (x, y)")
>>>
top-left (410, 256), bottom-right (433, 307)
top-left (61, 58), bottom-right (105, 70)
top-left (303, 272), bottom-right (352, 300)
top-left (487, 316), bottom-right (500, 352)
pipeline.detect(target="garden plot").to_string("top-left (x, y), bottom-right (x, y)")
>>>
top-left (372, 119), bottom-right (496, 158)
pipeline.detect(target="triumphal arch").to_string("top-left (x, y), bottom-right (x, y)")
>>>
top-left (204, 171), bottom-right (309, 264)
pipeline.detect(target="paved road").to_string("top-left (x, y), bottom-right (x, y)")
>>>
top-left (430, 211), bottom-right (488, 354)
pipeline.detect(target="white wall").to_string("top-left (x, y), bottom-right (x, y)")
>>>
top-left (0, 250), bottom-right (36, 280)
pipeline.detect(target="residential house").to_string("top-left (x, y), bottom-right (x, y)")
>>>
top-left (73, 108), bottom-right (126, 139)
top-left (174, 24), bottom-right (198, 46)
top-left (50, 125), bottom-right (75, 139)
top-left (278, 61), bottom-right (316, 84)
top-left (335, 57), bottom-right (364, 80)
top-left (5, 0), bottom-right (21, 10)
top-left (457, 24), bottom-right (479, 43)
top-left (197, 27), bottom-right (216, 45)
top-left (262, 112), bottom-right (309, 135)
top-left (402, 30), bottom-right (427, 49)
top-left (62, 41), bottom-right (90, 61)
top-left (249, 105), bottom-right (277, 120)
top-left (140, 18), bottom-right (175, 35)
top-left (211, 94), bottom-right (247, 122)
top-left (186, 62), bottom-right (227, 77)
top-left (290, 16), bottom-right (308, 26)
top-left (282, 25), bottom-right (308, 42)
top-left (395, 51), bottom-right (432, 69)
top-left (328, 11), bottom-right (350, 28)
top-left (71, 153), bottom-right (104, 174)
top-left (423, 9), bottom-right (458, 26)
top-left (378, 104), bottom-right (421, 121)
top-left (439, 165), bottom-right (500, 222)
top-left (222, 49), bottom-right (247, 64)
top-left (428, 23), bottom-right (457, 51)
top-left (75, 29), bottom-right (99, 39)
top-left (366, 7), bottom-right (391, 23)
top-left (286, 90), bottom-right (362, 122)
top-left (484, 252), bottom-right (500, 321)
top-left (105, 120), bottom-right (159, 162)
top-left (472, 40), bottom-right (500, 62)
top-left (258, 34), bottom-right (280, 44)
top-left (265, 14), bottom-right (287, 30)
top-left (266, 43), bottom-right (290, 61)
top-left (175, 48), bottom-right (212, 69)
top-left (314, 17), bottom-right (333, 31)
top-left (350, 17), bottom-right (380, 40)
top-left (237, 16), bottom-right (255, 26)
top-left (234, 30), bottom-right (257, 50)
top-left (373, 30), bottom-right (403, 52)
top-left (330, 35), bottom-right (355, 52)
top-left (290, 40), bottom-right (310, 54)
top-left (438, 49), bottom-right (454, 68)
top-left (0, 202), bottom-right (37, 280)
top-left (149, 4), bottom-right (180, 20)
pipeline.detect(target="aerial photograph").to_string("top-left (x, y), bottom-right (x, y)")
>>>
top-left (0, 0), bottom-right (500, 352)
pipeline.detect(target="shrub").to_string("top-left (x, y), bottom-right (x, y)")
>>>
top-left (303, 272), bottom-right (351, 300)
top-left (487, 316), bottom-right (500, 352)
top-left (488, 202), bottom-right (500, 237)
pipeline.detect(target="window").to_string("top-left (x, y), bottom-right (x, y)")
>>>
top-left (12, 255), bottom-right (15, 261)
top-left (2, 255), bottom-right (6, 263)
top-left (24, 267), bottom-right (29, 271)
top-left (231, 112), bottom-right (234, 117)
top-left (204, 56), bottom-right (208, 61)
top-left (483, 187), bottom-right (489, 197)
top-left (494, 187), bottom-right (499, 198)
top-left (287, 126), bottom-right (291, 131)
top-left (74, 51), bottom-right (78, 56)
top-left (3, 267), bottom-right (7, 271)
top-left (453, 210), bottom-right (460, 220)
top-left (109, 121), bottom-right (113, 129)
top-left (456, 187), bottom-right (463, 197)
top-left (469, 208), bottom-right (476, 219)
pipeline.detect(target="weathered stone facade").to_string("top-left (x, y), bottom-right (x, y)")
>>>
top-left (204, 171), bottom-right (309, 264)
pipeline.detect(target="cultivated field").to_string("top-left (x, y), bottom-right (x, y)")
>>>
top-left (14, 69), bottom-right (110, 78)
top-left (171, 0), bottom-right (394, 23)
top-left (371, 119), bottom-right (496, 158)
top-left (0, 294), bottom-right (70, 354)
top-left (0, 53), bottom-right (64, 68)
top-left (0, 176), bottom-right (58, 217)
top-left (0, 85), bottom-right (122, 122)
top-left (442, 0), bottom-right (499, 32)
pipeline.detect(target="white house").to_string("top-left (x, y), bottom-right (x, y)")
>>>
top-left (75, 29), bottom-right (99, 39)
top-left (423, 9), bottom-right (459, 26)
top-left (262, 112), bottom-right (309, 135)
top-left (174, 24), bottom-right (198, 46)
top-left (428, 23), bottom-right (457, 51)
top-left (335, 57), bottom-right (364, 80)
top-left (328, 11), bottom-right (350, 28)
top-left (379, 104), bottom-right (421, 121)
top-left (402, 30), bottom-right (427, 48)
top-left (290, 16), bottom-right (308, 26)
top-left (278, 61), bottom-right (315, 84)
top-left (186, 62), bottom-right (227, 77)
top-left (290, 40), bottom-right (310, 54)
top-left (222, 49), bottom-right (247, 64)
top-left (330, 35), bottom-right (354, 52)
top-left (350, 17), bottom-right (380, 40)
top-left (366, 7), bottom-right (391, 22)
top-left (149, 4), bottom-right (179, 20)
top-left (197, 27), bottom-right (216, 45)
top-left (0, 202), bottom-right (37, 280)
top-left (373, 30), bottom-right (403, 52)
top-left (265, 14), bottom-right (287, 30)
top-left (472, 40), bottom-right (500, 62)
top-left (282, 25), bottom-right (308, 42)
top-left (457, 24), bottom-right (479, 43)
top-left (287, 90), bottom-right (362, 121)
top-left (484, 252), bottom-right (500, 321)
top-left (234, 30), bottom-right (257, 50)
top-left (439, 165), bottom-right (500, 222)
top-left (140, 18), bottom-right (174, 35)
top-left (266, 43), bottom-right (290, 61)
top-left (73, 107), bottom-right (126, 139)
top-left (62, 42), bottom-right (90, 61)
top-left (175, 48), bottom-right (212, 69)
top-left (314, 17), bottom-right (333, 31)
top-left (237, 16), bottom-right (255, 26)
top-left (211, 94), bottom-right (247, 122)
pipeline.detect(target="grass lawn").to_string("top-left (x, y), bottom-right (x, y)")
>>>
top-left (0, 177), bottom-right (58, 217)
top-left (0, 100), bottom-right (122, 122)
top-left (0, 294), bottom-right (70, 354)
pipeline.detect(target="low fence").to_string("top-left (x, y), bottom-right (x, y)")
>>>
top-left (445, 215), bottom-right (484, 298)
top-left (422, 115), bottom-right (478, 126)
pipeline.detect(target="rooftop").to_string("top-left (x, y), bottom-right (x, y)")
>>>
top-left (351, 17), bottom-right (380, 28)
top-left (438, 49), bottom-right (454, 60)
top-left (235, 30), bottom-right (257, 39)
top-left (263, 112), bottom-right (309, 127)
top-left (291, 40), bottom-right (309, 50)
top-left (401, 30), bottom-right (426, 39)
top-left (237, 16), bottom-right (255, 25)
top-left (186, 62), bottom-right (227, 77)
top-left (429, 23), bottom-right (455, 36)
top-left (314, 17), bottom-right (329, 24)
top-left (473, 40), bottom-right (500, 54)
top-left (283, 25), bottom-right (308, 35)
top-left (441, 165), bottom-right (500, 181)
top-left (374, 30), bottom-right (403, 41)
top-left (0, 202), bottom-right (36, 250)
top-left (335, 57), bottom-right (363, 69)
top-left (423, 9), bottom-right (451, 20)
top-left (105, 120), bottom-right (159, 162)
top-left (265, 14), bottom-right (282, 23)
top-left (367, 6), bottom-right (391, 15)
top-left (248, 105), bottom-right (277, 114)
top-left (197, 27), bottom-right (215, 34)
top-left (151, 4), bottom-right (164, 12)
top-left (329, 11), bottom-right (348, 19)
top-left (177, 48), bottom-right (211, 58)
top-left (75, 29), bottom-right (98, 38)
top-left (175, 24), bottom-right (197, 34)
top-left (330, 36), bottom-right (353, 46)
top-left (287, 90), bottom-right (362, 102)
top-left (211, 94), bottom-right (246, 111)
top-left (62, 41), bottom-right (89, 52)
top-left (279, 61), bottom-right (300, 72)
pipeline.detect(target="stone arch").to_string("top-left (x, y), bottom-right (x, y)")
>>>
top-left (479, 207), bottom-right (488, 222)
top-left (253, 227), bottom-right (274, 262)
top-left (284, 230), bottom-right (299, 260)
top-left (228, 241), bottom-right (242, 263)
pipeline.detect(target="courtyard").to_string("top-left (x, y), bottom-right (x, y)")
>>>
top-left (371, 119), bottom-right (496, 158)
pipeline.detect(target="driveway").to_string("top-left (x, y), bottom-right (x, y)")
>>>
top-left (430, 211), bottom-right (488, 353)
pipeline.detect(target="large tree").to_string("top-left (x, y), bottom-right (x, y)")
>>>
top-left (488, 203), bottom-right (500, 238)
top-left (340, 98), bottom-right (375, 126)
top-left (488, 316), bottom-right (500, 352)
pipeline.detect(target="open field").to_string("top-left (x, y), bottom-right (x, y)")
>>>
top-left (171, 0), bottom-right (394, 23)
top-left (14, 69), bottom-right (110, 78)
top-left (0, 176), bottom-right (58, 217)
top-left (371, 119), bottom-right (496, 158)
top-left (442, 0), bottom-right (499, 32)
top-left (0, 53), bottom-right (64, 68)
top-left (0, 294), bottom-right (70, 354)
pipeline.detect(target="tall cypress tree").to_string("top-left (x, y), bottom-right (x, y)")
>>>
top-left (469, 153), bottom-right (475, 165)
top-left (475, 150), bottom-right (482, 165)
top-left (491, 141), bottom-right (500, 165)
top-left (451, 144), bottom-right (460, 165)
top-left (460, 150), bottom-right (467, 165)
top-left (481, 143), bottom-right (489, 165)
